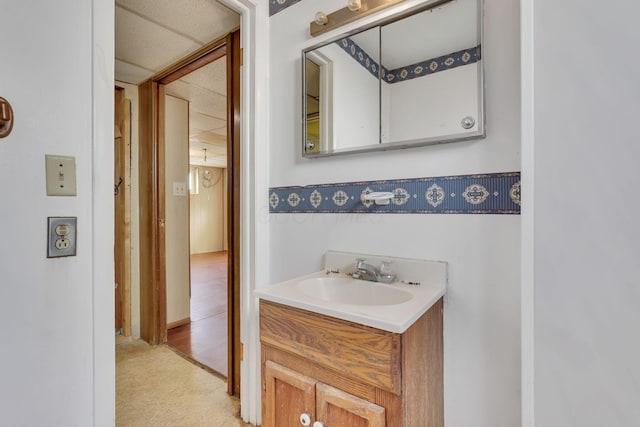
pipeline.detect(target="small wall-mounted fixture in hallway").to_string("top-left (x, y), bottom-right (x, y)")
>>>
top-left (310, 0), bottom-right (406, 37)
top-left (0, 97), bottom-right (15, 138)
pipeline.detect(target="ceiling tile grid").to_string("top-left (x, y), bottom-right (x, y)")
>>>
top-left (116, 0), bottom-right (237, 168)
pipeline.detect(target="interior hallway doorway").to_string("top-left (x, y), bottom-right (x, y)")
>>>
top-left (160, 50), bottom-right (232, 378)
top-left (115, 0), bottom-right (243, 398)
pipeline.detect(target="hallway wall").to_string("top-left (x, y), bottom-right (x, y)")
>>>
top-left (190, 166), bottom-right (228, 254)
top-left (165, 95), bottom-right (191, 325)
top-left (0, 0), bottom-right (114, 424)
top-left (522, 1), bottom-right (640, 426)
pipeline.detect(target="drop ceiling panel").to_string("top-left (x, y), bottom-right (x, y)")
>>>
top-left (116, 0), bottom-right (239, 44)
top-left (210, 126), bottom-right (227, 137)
top-left (190, 140), bottom-right (227, 168)
top-left (190, 153), bottom-right (226, 168)
top-left (191, 131), bottom-right (227, 144)
top-left (164, 80), bottom-right (193, 101)
top-left (190, 140), bottom-right (226, 155)
top-left (115, 6), bottom-right (203, 72)
top-left (190, 112), bottom-right (226, 133)
top-left (182, 58), bottom-right (227, 96)
top-left (189, 89), bottom-right (227, 120)
top-left (115, 59), bottom-right (153, 85)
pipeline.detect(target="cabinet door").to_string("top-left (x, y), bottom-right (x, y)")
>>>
top-left (316, 383), bottom-right (386, 427)
top-left (264, 360), bottom-right (317, 427)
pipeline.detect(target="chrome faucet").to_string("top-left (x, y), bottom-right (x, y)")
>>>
top-left (352, 259), bottom-right (397, 283)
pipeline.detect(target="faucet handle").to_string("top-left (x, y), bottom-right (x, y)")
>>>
top-left (380, 260), bottom-right (394, 273)
top-left (378, 260), bottom-right (397, 284)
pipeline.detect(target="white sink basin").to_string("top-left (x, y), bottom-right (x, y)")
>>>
top-left (295, 277), bottom-right (413, 306)
top-left (254, 251), bottom-right (447, 333)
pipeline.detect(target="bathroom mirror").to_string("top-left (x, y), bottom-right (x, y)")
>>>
top-left (302, 0), bottom-right (484, 157)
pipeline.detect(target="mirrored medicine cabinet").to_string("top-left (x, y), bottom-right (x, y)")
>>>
top-left (302, 0), bottom-right (484, 158)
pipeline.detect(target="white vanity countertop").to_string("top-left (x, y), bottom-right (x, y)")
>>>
top-left (254, 251), bottom-right (447, 333)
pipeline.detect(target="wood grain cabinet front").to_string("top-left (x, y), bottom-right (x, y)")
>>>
top-left (264, 361), bottom-right (385, 427)
top-left (260, 299), bottom-right (444, 427)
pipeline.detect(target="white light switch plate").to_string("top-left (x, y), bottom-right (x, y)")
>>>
top-left (45, 155), bottom-right (77, 196)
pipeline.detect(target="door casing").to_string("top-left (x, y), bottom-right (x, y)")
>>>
top-left (137, 31), bottom-right (242, 396)
top-left (114, 86), bottom-right (132, 339)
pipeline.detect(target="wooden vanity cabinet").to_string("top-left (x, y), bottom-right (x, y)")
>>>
top-left (260, 299), bottom-right (444, 427)
top-left (264, 360), bottom-right (385, 427)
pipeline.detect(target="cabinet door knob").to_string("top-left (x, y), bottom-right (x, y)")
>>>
top-left (313, 422), bottom-right (325, 427)
top-left (299, 413), bottom-right (311, 426)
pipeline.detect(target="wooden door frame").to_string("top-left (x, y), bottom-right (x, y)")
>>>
top-left (138, 31), bottom-right (242, 396)
top-left (114, 86), bottom-right (132, 339)
top-left (226, 29), bottom-right (241, 397)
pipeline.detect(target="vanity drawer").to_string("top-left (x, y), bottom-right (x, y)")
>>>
top-left (259, 300), bottom-right (402, 394)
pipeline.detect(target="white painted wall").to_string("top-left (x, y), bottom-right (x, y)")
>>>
top-left (190, 166), bottom-right (227, 254)
top-left (0, 0), bottom-right (114, 425)
top-left (385, 64), bottom-right (480, 142)
top-left (165, 95), bottom-right (191, 324)
top-left (521, 2), bottom-right (640, 426)
top-left (314, 42), bottom-right (379, 150)
top-left (268, 1), bottom-right (521, 426)
top-left (115, 81), bottom-right (141, 339)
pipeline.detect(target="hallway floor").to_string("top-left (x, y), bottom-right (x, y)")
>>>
top-left (168, 251), bottom-right (228, 376)
top-left (116, 340), bottom-right (250, 426)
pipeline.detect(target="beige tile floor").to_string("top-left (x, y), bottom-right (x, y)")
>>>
top-left (116, 340), bottom-right (252, 427)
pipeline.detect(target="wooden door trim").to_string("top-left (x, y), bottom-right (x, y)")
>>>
top-left (227, 29), bottom-right (242, 397)
top-left (114, 86), bottom-right (132, 338)
top-left (153, 34), bottom-right (231, 84)
top-left (138, 31), bottom-right (241, 396)
top-left (138, 80), bottom-right (167, 344)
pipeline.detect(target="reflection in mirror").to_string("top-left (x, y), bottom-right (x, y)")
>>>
top-left (380, 0), bottom-right (481, 143)
top-left (305, 58), bottom-right (321, 153)
top-left (302, 0), bottom-right (484, 157)
top-left (304, 27), bottom-right (380, 153)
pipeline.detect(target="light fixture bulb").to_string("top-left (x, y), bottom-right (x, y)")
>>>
top-left (314, 11), bottom-right (328, 25)
top-left (347, 0), bottom-right (362, 11)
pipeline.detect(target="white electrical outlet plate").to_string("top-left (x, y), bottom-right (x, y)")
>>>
top-left (173, 182), bottom-right (187, 196)
top-left (45, 155), bottom-right (77, 196)
top-left (47, 217), bottom-right (77, 258)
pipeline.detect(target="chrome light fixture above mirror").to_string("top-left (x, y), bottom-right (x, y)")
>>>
top-left (310, 0), bottom-right (406, 37)
top-left (348, 0), bottom-right (363, 11)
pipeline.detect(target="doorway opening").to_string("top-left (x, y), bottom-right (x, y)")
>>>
top-left (163, 54), bottom-right (232, 377)
top-left (115, 0), bottom-right (245, 402)
top-left (137, 31), bottom-right (242, 395)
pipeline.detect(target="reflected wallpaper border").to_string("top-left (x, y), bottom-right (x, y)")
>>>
top-left (335, 37), bottom-right (481, 83)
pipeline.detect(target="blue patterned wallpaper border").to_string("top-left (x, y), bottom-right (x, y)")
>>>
top-left (335, 37), bottom-right (481, 84)
top-left (384, 45), bottom-right (481, 83)
top-left (269, 172), bottom-right (521, 214)
top-left (270, 0), bottom-right (301, 16)
top-left (336, 37), bottom-right (384, 79)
